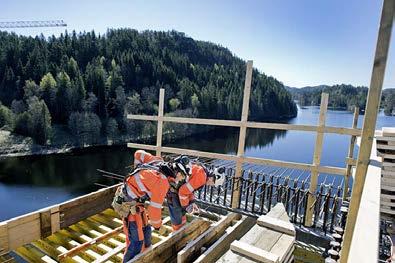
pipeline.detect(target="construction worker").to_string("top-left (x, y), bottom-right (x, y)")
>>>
top-left (167, 160), bottom-right (226, 230)
top-left (133, 149), bottom-right (163, 167)
top-left (113, 150), bottom-right (192, 261)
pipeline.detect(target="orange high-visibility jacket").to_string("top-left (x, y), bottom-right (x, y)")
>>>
top-left (134, 149), bottom-right (163, 167)
top-left (178, 164), bottom-right (207, 208)
top-left (125, 169), bottom-right (169, 229)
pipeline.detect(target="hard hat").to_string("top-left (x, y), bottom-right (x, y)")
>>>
top-left (158, 162), bottom-right (177, 178)
top-left (209, 167), bottom-right (226, 187)
top-left (173, 155), bottom-right (192, 176)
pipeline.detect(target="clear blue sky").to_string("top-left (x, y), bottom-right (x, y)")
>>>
top-left (1, 0), bottom-right (394, 89)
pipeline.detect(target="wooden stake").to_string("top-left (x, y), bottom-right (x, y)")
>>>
top-left (340, 0), bottom-right (395, 261)
top-left (343, 107), bottom-right (359, 200)
top-left (231, 60), bottom-right (253, 208)
top-left (305, 93), bottom-right (329, 226)
top-left (156, 88), bottom-right (165, 156)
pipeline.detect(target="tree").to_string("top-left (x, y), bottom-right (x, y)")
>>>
top-left (72, 75), bottom-right (86, 111)
top-left (0, 103), bottom-right (13, 129)
top-left (26, 98), bottom-right (52, 144)
top-left (68, 112), bottom-right (101, 145)
top-left (169, 98), bottom-right (180, 111)
top-left (105, 117), bottom-right (118, 140)
top-left (23, 80), bottom-right (41, 100)
top-left (56, 71), bottom-right (73, 122)
top-left (191, 93), bottom-right (200, 115)
top-left (40, 73), bottom-right (57, 115)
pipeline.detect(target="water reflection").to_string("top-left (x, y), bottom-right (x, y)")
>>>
top-left (166, 127), bottom-right (286, 154)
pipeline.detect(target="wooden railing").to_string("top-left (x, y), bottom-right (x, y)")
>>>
top-left (127, 60), bottom-right (361, 227)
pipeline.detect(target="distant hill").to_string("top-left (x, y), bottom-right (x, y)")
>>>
top-left (286, 84), bottom-right (394, 115)
top-left (0, 29), bottom-right (297, 145)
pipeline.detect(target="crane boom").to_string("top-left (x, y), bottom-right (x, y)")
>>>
top-left (0, 20), bottom-right (67, 29)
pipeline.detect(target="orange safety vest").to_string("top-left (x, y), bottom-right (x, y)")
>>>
top-left (124, 169), bottom-right (169, 229)
top-left (178, 164), bottom-right (207, 208)
top-left (134, 149), bottom-right (163, 167)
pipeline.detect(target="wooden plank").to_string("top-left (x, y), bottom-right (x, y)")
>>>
top-left (40, 209), bottom-right (52, 238)
top-left (383, 127), bottom-right (395, 137)
top-left (232, 61), bottom-right (253, 208)
top-left (128, 143), bottom-right (346, 176)
top-left (217, 204), bottom-right (290, 263)
top-left (377, 144), bottom-right (395, 150)
top-left (51, 206), bottom-right (60, 234)
top-left (156, 88), bottom-right (165, 156)
top-left (344, 107), bottom-right (359, 200)
top-left (126, 115), bottom-right (361, 136)
top-left (381, 207), bottom-right (395, 215)
top-left (194, 216), bottom-right (256, 263)
top-left (230, 240), bottom-right (279, 263)
top-left (306, 93), bottom-right (329, 226)
top-left (60, 186), bottom-right (117, 228)
top-left (91, 245), bottom-right (123, 263)
top-left (269, 235), bottom-right (294, 263)
top-left (8, 217), bottom-right (40, 250)
top-left (0, 222), bottom-right (9, 251)
top-left (382, 177), bottom-right (395, 186)
top-left (5, 212), bottom-right (39, 228)
top-left (256, 216), bottom-right (295, 236)
top-left (381, 184), bottom-right (395, 191)
top-left (340, 1), bottom-right (395, 261)
top-left (177, 213), bottom-right (240, 263)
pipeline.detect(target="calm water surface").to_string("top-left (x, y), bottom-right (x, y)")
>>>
top-left (0, 106), bottom-right (393, 220)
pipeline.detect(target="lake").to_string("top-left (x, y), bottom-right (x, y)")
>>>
top-left (0, 106), bottom-right (393, 221)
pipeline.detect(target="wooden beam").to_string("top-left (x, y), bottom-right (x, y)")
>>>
top-left (126, 115), bottom-right (361, 136)
top-left (343, 107), bottom-right (359, 200)
top-left (39, 209), bottom-right (52, 238)
top-left (340, 0), bottom-right (395, 261)
top-left (256, 215), bottom-right (295, 236)
top-left (232, 60), bottom-right (253, 208)
top-left (177, 213), bottom-right (240, 263)
top-left (128, 143), bottom-right (347, 176)
top-left (59, 185), bottom-right (117, 228)
top-left (230, 240), bottom-right (280, 263)
top-left (0, 222), bottom-right (8, 251)
top-left (194, 216), bottom-right (256, 263)
top-left (305, 93), bottom-right (329, 226)
top-left (156, 89), bottom-right (165, 156)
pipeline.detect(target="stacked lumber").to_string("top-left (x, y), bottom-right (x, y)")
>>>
top-left (216, 203), bottom-right (295, 263)
top-left (377, 127), bottom-right (395, 218)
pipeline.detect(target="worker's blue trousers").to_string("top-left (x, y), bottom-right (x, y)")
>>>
top-left (123, 221), bottom-right (151, 262)
top-left (167, 191), bottom-right (187, 230)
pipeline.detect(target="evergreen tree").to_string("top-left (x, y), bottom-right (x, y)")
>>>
top-left (40, 73), bottom-right (57, 115)
top-left (56, 71), bottom-right (73, 122)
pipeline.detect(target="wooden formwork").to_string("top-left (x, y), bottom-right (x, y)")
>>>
top-left (0, 184), bottom-right (257, 263)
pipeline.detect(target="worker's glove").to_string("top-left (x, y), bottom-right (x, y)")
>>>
top-left (185, 203), bottom-right (200, 214)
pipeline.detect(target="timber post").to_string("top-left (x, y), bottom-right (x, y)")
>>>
top-left (231, 60), bottom-right (253, 208)
top-left (342, 107), bottom-right (359, 201)
top-left (156, 88), bottom-right (165, 156)
top-left (305, 93), bottom-right (329, 226)
top-left (340, 0), bottom-right (395, 261)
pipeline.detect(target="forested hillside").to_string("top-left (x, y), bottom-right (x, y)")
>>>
top-left (287, 84), bottom-right (395, 115)
top-left (0, 29), bottom-right (296, 145)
